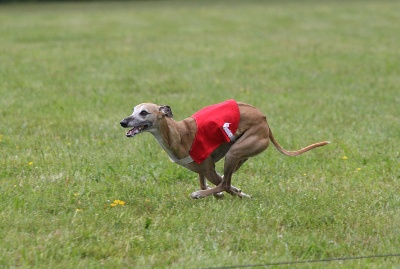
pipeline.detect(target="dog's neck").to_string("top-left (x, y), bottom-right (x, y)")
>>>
top-left (149, 117), bottom-right (196, 162)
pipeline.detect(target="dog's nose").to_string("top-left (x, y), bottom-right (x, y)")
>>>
top-left (120, 119), bottom-right (128, 127)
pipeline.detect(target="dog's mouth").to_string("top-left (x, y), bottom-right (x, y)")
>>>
top-left (126, 124), bottom-right (149, 137)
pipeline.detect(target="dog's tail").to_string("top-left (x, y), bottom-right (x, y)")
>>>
top-left (269, 127), bottom-right (329, 156)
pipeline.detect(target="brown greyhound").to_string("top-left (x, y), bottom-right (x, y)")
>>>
top-left (120, 100), bottom-right (329, 199)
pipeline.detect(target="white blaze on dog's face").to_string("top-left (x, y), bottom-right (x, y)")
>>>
top-left (120, 103), bottom-right (173, 137)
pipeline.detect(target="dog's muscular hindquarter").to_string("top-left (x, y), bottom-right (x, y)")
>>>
top-left (120, 100), bottom-right (329, 199)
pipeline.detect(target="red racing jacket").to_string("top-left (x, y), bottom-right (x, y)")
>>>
top-left (188, 99), bottom-right (240, 164)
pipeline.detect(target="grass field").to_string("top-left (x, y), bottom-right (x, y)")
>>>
top-left (0, 0), bottom-right (399, 268)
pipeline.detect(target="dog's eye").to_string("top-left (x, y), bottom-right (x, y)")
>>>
top-left (140, 110), bottom-right (149, 116)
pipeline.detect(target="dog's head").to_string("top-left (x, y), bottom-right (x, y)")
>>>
top-left (120, 103), bottom-right (173, 137)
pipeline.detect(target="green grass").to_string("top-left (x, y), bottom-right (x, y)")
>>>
top-left (1, 0), bottom-right (399, 268)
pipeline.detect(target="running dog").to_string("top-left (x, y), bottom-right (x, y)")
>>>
top-left (120, 100), bottom-right (329, 199)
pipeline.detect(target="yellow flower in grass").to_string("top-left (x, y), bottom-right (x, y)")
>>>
top-left (111, 199), bottom-right (126, 207)
top-left (28, 161), bottom-right (34, 166)
top-left (342, 156), bottom-right (348, 160)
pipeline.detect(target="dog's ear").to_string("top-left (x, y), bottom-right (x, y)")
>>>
top-left (159, 105), bottom-right (173, 118)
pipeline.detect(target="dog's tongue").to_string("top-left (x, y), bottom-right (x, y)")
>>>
top-left (126, 127), bottom-right (140, 137)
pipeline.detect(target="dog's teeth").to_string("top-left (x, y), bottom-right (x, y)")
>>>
top-left (125, 125), bottom-right (148, 137)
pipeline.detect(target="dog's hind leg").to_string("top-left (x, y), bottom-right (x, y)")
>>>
top-left (222, 157), bottom-right (251, 198)
top-left (222, 124), bottom-right (270, 198)
top-left (233, 158), bottom-right (248, 173)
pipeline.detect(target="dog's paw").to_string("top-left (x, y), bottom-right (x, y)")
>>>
top-left (213, 192), bottom-right (225, 199)
top-left (238, 191), bottom-right (251, 198)
top-left (190, 191), bottom-right (203, 199)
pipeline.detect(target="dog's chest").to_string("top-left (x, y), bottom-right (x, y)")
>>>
top-left (189, 99), bottom-right (240, 164)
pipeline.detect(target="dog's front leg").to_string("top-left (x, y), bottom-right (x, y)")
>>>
top-left (191, 174), bottom-right (249, 199)
top-left (191, 174), bottom-right (225, 199)
top-left (198, 174), bottom-right (208, 190)
top-left (194, 174), bottom-right (224, 199)
top-left (188, 159), bottom-right (249, 199)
